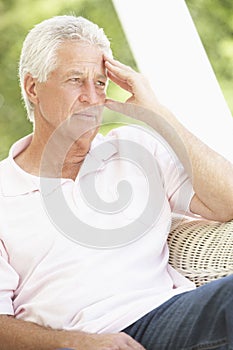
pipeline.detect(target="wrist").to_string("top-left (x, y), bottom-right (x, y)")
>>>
top-left (57, 329), bottom-right (90, 349)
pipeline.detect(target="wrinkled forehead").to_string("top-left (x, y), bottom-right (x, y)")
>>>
top-left (53, 40), bottom-right (106, 75)
top-left (56, 40), bottom-right (105, 64)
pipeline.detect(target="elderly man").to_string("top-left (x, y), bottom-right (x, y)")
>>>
top-left (0, 15), bottom-right (233, 350)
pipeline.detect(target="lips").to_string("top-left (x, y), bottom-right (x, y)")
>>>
top-left (72, 113), bottom-right (97, 121)
top-left (72, 105), bottom-right (103, 120)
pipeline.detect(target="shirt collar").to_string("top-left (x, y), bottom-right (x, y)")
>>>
top-left (0, 133), bottom-right (118, 197)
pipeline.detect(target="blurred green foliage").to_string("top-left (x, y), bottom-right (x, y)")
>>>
top-left (186, 0), bottom-right (233, 114)
top-left (0, 0), bottom-right (232, 160)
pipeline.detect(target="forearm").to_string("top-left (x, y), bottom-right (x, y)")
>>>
top-left (0, 315), bottom-right (144, 350)
top-left (0, 315), bottom-right (86, 350)
top-left (104, 57), bottom-right (233, 221)
top-left (144, 104), bottom-right (233, 221)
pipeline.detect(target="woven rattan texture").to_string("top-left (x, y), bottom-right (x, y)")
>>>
top-left (168, 219), bottom-right (233, 287)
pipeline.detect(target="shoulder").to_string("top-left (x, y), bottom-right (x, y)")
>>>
top-left (103, 125), bottom-right (177, 161)
top-left (105, 124), bottom-right (153, 139)
top-left (103, 125), bottom-right (163, 152)
top-left (0, 158), bottom-right (10, 194)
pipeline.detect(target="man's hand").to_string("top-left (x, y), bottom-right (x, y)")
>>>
top-left (104, 56), bottom-right (160, 112)
top-left (104, 57), bottom-right (233, 222)
top-left (67, 332), bottom-right (146, 350)
top-left (0, 315), bottom-right (146, 350)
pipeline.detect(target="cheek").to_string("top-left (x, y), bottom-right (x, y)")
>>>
top-left (37, 88), bottom-right (73, 122)
top-left (98, 90), bottom-right (107, 103)
top-left (49, 88), bottom-right (78, 114)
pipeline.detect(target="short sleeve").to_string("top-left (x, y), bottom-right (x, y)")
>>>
top-left (154, 135), bottom-right (194, 216)
top-left (106, 125), bottom-right (195, 216)
top-left (0, 239), bottom-right (19, 315)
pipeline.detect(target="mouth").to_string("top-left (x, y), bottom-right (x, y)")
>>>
top-left (72, 113), bottom-right (97, 122)
top-left (72, 105), bottom-right (104, 121)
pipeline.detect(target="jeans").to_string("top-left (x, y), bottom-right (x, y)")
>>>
top-left (122, 274), bottom-right (233, 350)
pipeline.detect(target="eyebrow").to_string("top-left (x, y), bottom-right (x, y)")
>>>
top-left (64, 70), bottom-right (107, 80)
top-left (64, 70), bottom-right (83, 78)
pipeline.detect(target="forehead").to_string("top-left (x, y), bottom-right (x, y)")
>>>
top-left (55, 40), bottom-right (105, 70)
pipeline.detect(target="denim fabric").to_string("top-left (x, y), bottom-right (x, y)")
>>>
top-left (122, 274), bottom-right (233, 350)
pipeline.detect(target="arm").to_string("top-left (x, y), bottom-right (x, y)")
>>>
top-left (104, 57), bottom-right (233, 222)
top-left (0, 315), bottom-right (144, 350)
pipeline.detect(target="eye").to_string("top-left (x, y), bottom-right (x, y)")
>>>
top-left (96, 80), bottom-right (106, 88)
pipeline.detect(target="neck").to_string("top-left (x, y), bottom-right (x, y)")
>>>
top-left (14, 129), bottom-right (95, 181)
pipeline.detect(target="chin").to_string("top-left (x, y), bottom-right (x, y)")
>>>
top-left (74, 129), bottom-right (97, 146)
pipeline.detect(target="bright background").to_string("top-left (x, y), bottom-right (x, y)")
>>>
top-left (0, 0), bottom-right (232, 160)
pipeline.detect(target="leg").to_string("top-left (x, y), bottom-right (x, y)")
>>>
top-left (123, 274), bottom-right (233, 350)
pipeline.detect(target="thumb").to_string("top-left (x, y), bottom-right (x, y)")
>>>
top-left (104, 99), bottom-right (136, 117)
top-left (105, 99), bottom-right (148, 121)
top-left (104, 98), bottom-right (122, 109)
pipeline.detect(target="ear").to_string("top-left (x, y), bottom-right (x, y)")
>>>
top-left (24, 73), bottom-right (39, 105)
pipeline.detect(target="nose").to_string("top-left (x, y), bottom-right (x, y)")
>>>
top-left (78, 82), bottom-right (101, 105)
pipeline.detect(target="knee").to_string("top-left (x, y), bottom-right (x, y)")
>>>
top-left (214, 274), bottom-right (233, 298)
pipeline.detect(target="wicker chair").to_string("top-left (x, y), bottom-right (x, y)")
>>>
top-left (168, 218), bottom-right (233, 287)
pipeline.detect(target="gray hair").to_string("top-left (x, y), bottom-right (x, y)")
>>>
top-left (19, 15), bottom-right (112, 123)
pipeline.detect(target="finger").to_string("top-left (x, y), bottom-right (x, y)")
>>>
top-left (104, 99), bottom-right (138, 119)
top-left (107, 69), bottom-right (127, 84)
top-left (127, 339), bottom-right (146, 350)
top-left (105, 61), bottom-right (131, 81)
top-left (119, 332), bottom-right (146, 350)
top-left (107, 70), bottom-right (132, 92)
top-left (104, 99), bottom-right (128, 113)
top-left (106, 63), bottom-right (135, 95)
top-left (104, 55), bottom-right (134, 72)
top-left (105, 99), bottom-right (153, 124)
top-left (105, 59), bottom-right (137, 89)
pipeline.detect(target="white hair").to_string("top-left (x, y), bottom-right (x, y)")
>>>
top-left (19, 15), bottom-right (113, 123)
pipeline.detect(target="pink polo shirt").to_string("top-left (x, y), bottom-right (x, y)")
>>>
top-left (0, 125), bottom-right (195, 333)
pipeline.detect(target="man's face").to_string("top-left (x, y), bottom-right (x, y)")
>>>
top-left (34, 40), bottom-right (107, 141)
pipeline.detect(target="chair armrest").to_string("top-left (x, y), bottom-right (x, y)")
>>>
top-left (168, 218), bottom-right (233, 287)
